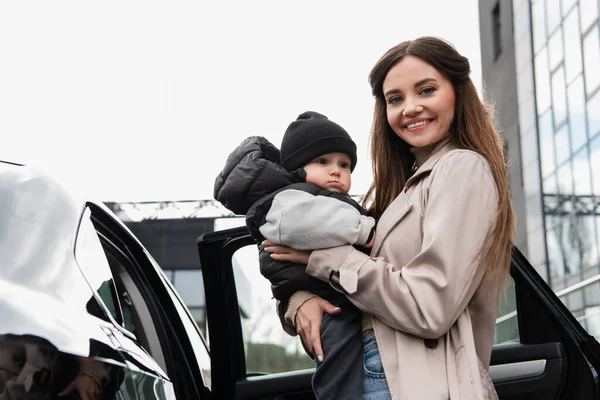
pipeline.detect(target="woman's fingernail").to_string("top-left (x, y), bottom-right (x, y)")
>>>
top-left (333, 307), bottom-right (341, 311)
top-left (317, 355), bottom-right (323, 362)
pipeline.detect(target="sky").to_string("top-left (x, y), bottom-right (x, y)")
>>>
top-left (0, 0), bottom-right (482, 204)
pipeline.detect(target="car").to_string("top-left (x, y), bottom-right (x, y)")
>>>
top-left (1, 158), bottom-right (599, 399)
top-left (0, 160), bottom-right (210, 399)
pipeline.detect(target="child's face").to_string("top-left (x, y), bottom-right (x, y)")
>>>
top-left (303, 152), bottom-right (352, 194)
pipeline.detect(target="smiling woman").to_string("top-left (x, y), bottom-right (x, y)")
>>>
top-left (275, 37), bottom-right (516, 400)
top-left (382, 56), bottom-right (456, 150)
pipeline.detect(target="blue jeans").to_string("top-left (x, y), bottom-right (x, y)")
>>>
top-left (362, 332), bottom-right (391, 400)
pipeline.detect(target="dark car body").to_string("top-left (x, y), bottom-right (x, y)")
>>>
top-left (0, 160), bottom-right (210, 399)
top-left (1, 159), bottom-right (599, 399)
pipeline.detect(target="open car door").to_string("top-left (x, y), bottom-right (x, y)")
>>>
top-left (198, 226), bottom-right (600, 400)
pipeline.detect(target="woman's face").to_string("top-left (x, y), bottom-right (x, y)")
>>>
top-left (382, 55), bottom-right (456, 148)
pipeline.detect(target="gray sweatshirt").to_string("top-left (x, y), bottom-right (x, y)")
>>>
top-left (259, 189), bottom-right (375, 250)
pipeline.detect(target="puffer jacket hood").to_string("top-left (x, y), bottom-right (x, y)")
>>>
top-left (213, 136), bottom-right (305, 215)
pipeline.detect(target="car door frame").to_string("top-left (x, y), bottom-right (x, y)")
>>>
top-left (198, 226), bottom-right (600, 399)
top-left (199, 227), bottom-right (319, 400)
top-left (89, 201), bottom-right (212, 399)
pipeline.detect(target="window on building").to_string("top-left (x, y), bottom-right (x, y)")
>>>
top-left (535, 49), bottom-right (552, 113)
top-left (546, 0), bottom-right (561, 34)
top-left (532, 0), bottom-right (548, 52)
top-left (551, 67), bottom-right (568, 128)
top-left (493, 2), bottom-right (502, 61)
top-left (588, 90), bottom-right (600, 138)
top-left (580, 0), bottom-right (599, 33)
top-left (568, 76), bottom-right (588, 152)
top-left (548, 28), bottom-right (564, 71)
top-left (539, 110), bottom-right (556, 177)
top-left (554, 123), bottom-right (571, 166)
top-left (563, 7), bottom-right (582, 83)
top-left (583, 25), bottom-right (600, 95)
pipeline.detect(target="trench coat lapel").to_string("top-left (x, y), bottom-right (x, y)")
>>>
top-left (371, 141), bottom-right (459, 256)
top-left (404, 140), bottom-right (459, 189)
top-left (371, 191), bottom-right (412, 256)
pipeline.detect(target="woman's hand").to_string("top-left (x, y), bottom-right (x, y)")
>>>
top-left (295, 297), bottom-right (341, 362)
top-left (60, 356), bottom-right (107, 400)
top-left (59, 374), bottom-right (101, 400)
top-left (263, 240), bottom-right (312, 264)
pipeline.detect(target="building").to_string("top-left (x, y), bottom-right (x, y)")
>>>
top-left (479, 0), bottom-right (600, 337)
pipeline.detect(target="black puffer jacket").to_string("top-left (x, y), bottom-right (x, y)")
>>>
top-left (214, 136), bottom-right (302, 217)
top-left (214, 136), bottom-right (366, 302)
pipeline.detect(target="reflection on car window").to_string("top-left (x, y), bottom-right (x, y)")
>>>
top-left (75, 209), bottom-right (122, 325)
top-left (233, 245), bottom-right (314, 375)
top-left (102, 248), bottom-right (141, 337)
top-left (159, 267), bottom-right (212, 390)
top-left (555, 276), bottom-right (600, 339)
top-left (0, 333), bottom-right (175, 399)
top-left (494, 277), bottom-right (519, 344)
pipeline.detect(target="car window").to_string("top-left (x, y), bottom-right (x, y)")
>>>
top-left (158, 265), bottom-right (212, 390)
top-left (74, 208), bottom-right (123, 325)
top-left (494, 277), bottom-right (519, 344)
top-left (233, 245), bottom-right (314, 375)
top-left (164, 269), bottom-right (207, 336)
top-left (0, 334), bottom-right (176, 400)
top-left (554, 274), bottom-right (600, 339)
top-left (101, 244), bottom-right (145, 337)
top-left (96, 235), bottom-right (167, 370)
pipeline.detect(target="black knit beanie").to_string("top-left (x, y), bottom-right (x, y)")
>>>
top-left (280, 111), bottom-right (357, 172)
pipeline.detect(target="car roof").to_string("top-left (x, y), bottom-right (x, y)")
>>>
top-left (0, 161), bottom-right (113, 355)
top-left (0, 159), bottom-right (24, 166)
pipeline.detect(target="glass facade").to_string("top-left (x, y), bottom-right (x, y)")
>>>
top-left (513, 0), bottom-right (600, 337)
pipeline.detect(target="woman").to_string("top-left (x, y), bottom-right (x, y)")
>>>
top-left (266, 36), bottom-right (515, 399)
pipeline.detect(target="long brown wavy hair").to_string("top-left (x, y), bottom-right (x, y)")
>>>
top-left (363, 36), bottom-right (515, 284)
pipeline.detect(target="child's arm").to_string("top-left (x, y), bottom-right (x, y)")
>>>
top-left (259, 189), bottom-right (375, 250)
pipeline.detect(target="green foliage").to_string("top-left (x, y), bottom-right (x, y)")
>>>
top-left (246, 342), bottom-right (315, 374)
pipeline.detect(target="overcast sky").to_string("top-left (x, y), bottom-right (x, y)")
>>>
top-left (0, 1), bottom-right (481, 203)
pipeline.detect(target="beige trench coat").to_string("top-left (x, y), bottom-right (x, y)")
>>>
top-left (306, 142), bottom-right (500, 399)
